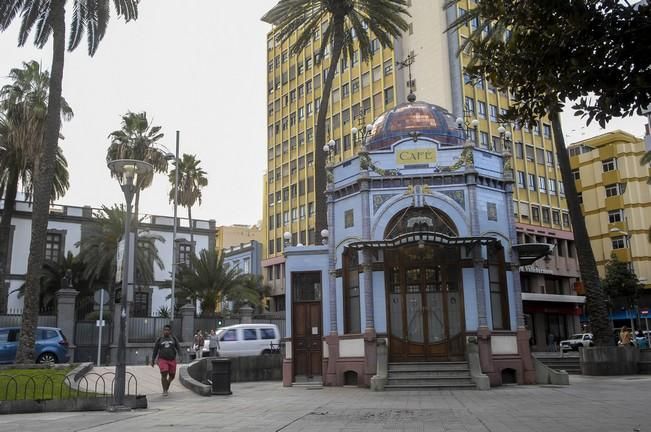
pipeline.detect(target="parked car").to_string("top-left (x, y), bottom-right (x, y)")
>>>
top-left (559, 333), bottom-right (593, 351)
top-left (0, 326), bottom-right (70, 364)
top-left (215, 324), bottom-right (280, 358)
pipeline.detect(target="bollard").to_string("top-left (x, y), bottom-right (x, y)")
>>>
top-left (211, 358), bottom-right (232, 395)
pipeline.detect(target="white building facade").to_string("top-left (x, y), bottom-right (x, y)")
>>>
top-left (1, 200), bottom-right (216, 317)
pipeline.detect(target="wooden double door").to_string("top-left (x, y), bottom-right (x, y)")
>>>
top-left (386, 246), bottom-right (465, 362)
top-left (292, 271), bottom-right (322, 381)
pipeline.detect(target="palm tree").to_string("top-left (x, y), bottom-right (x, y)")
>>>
top-left (265, 0), bottom-right (410, 237)
top-left (0, 0), bottom-right (139, 363)
top-left (0, 61), bottom-right (72, 314)
top-left (168, 153), bottom-right (208, 248)
top-left (77, 205), bottom-right (165, 306)
top-left (229, 274), bottom-right (270, 314)
top-left (12, 251), bottom-right (92, 314)
top-left (106, 111), bottom-right (168, 222)
top-left (174, 249), bottom-right (244, 317)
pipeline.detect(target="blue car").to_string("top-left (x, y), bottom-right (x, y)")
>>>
top-left (0, 326), bottom-right (70, 364)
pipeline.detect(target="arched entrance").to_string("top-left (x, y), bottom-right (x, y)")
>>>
top-left (383, 207), bottom-right (465, 362)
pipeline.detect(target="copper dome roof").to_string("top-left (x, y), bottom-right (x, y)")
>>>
top-left (365, 101), bottom-right (464, 151)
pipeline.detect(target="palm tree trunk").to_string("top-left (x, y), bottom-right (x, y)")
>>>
top-left (314, 16), bottom-right (345, 243)
top-left (0, 169), bottom-right (19, 314)
top-left (16, 0), bottom-right (66, 364)
top-left (550, 110), bottom-right (611, 346)
top-left (188, 205), bottom-right (194, 252)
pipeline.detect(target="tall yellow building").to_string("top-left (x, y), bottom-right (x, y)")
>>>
top-left (261, 0), bottom-right (582, 343)
top-left (568, 131), bottom-right (651, 288)
top-left (215, 224), bottom-right (263, 251)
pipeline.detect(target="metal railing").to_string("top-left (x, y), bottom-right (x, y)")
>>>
top-left (0, 371), bottom-right (137, 402)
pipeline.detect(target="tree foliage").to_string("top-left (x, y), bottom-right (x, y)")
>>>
top-left (77, 205), bottom-right (164, 303)
top-left (444, 0), bottom-right (647, 346)
top-left (174, 249), bottom-right (248, 317)
top-left (1, 0), bottom-right (139, 363)
top-left (168, 153), bottom-right (207, 245)
top-left (447, 0), bottom-right (651, 127)
top-left (602, 254), bottom-right (643, 307)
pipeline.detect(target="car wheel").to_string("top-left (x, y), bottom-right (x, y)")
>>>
top-left (37, 352), bottom-right (58, 364)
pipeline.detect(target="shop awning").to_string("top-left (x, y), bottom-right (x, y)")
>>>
top-left (347, 231), bottom-right (498, 251)
top-left (513, 243), bottom-right (554, 265)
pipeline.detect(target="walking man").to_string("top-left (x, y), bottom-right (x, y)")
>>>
top-left (151, 324), bottom-right (181, 396)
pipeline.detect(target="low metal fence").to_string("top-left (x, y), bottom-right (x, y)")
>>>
top-left (0, 371), bottom-right (138, 401)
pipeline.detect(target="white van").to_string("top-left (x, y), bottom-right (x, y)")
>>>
top-left (215, 324), bottom-right (280, 357)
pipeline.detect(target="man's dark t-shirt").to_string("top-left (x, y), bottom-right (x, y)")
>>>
top-left (153, 335), bottom-right (180, 361)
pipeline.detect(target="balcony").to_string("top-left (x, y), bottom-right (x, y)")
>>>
top-left (602, 170), bottom-right (620, 185)
top-left (605, 195), bottom-right (624, 210)
top-left (611, 248), bottom-right (631, 262)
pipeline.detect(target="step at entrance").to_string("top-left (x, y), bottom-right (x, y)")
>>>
top-left (386, 361), bottom-right (477, 390)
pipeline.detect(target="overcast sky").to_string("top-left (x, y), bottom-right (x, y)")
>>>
top-left (0, 1), bottom-right (646, 227)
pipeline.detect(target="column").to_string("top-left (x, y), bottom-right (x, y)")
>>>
top-left (240, 305), bottom-right (254, 324)
top-left (56, 288), bottom-right (79, 360)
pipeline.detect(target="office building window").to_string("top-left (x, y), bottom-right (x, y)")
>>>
top-left (602, 158), bottom-right (617, 172)
top-left (528, 174), bottom-right (536, 191)
top-left (562, 212), bottom-right (570, 227)
top-left (538, 176), bottom-right (547, 192)
top-left (548, 179), bottom-right (557, 195)
top-left (572, 169), bottom-right (580, 180)
top-left (605, 184), bottom-right (620, 197)
top-left (517, 171), bottom-right (526, 188)
top-left (489, 104), bottom-right (498, 122)
top-left (532, 206), bottom-right (540, 222)
top-left (465, 97), bottom-right (474, 114)
top-left (542, 207), bottom-right (551, 224)
top-left (552, 210), bottom-right (560, 225)
top-left (525, 145), bottom-right (534, 161)
top-left (611, 236), bottom-right (626, 249)
top-left (608, 209), bottom-right (624, 224)
top-left (515, 142), bottom-right (524, 159)
top-left (478, 101), bottom-right (486, 118)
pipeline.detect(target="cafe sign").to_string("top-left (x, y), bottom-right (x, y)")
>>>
top-left (396, 149), bottom-right (437, 165)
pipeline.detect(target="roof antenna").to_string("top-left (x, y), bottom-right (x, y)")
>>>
top-left (397, 53), bottom-right (417, 103)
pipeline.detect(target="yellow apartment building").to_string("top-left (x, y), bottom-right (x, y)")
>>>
top-left (215, 224), bottom-right (264, 252)
top-left (569, 130), bottom-right (651, 288)
top-left (261, 1), bottom-right (582, 345)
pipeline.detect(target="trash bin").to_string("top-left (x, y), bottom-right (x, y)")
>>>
top-left (211, 358), bottom-right (232, 395)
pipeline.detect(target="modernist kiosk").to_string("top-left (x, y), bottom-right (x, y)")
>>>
top-left (282, 100), bottom-right (547, 388)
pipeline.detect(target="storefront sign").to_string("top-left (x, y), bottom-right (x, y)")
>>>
top-left (396, 149), bottom-right (437, 165)
top-left (519, 265), bottom-right (553, 275)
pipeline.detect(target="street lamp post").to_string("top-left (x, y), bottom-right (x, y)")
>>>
top-left (107, 159), bottom-right (153, 410)
top-left (165, 131), bottom-right (180, 324)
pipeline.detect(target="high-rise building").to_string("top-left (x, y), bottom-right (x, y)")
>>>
top-left (568, 130), bottom-right (651, 289)
top-left (261, 1), bottom-right (582, 342)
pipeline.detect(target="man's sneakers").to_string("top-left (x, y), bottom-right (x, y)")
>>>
top-left (163, 390), bottom-right (169, 397)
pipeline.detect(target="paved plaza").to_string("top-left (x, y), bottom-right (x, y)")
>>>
top-left (0, 366), bottom-right (647, 432)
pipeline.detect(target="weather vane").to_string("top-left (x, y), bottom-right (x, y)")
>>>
top-left (397, 53), bottom-right (417, 102)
